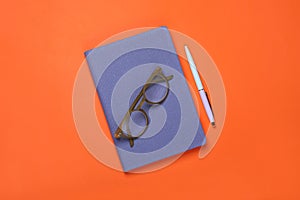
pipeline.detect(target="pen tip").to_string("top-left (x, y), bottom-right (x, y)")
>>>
top-left (211, 122), bottom-right (216, 128)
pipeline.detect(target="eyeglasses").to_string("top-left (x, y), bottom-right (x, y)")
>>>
top-left (114, 67), bottom-right (174, 147)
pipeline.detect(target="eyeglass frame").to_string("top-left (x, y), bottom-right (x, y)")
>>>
top-left (114, 67), bottom-right (174, 147)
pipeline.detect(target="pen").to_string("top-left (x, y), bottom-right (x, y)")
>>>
top-left (184, 45), bottom-right (216, 127)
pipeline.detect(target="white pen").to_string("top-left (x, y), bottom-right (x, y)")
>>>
top-left (184, 45), bottom-right (216, 127)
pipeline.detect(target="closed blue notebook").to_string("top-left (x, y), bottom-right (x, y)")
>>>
top-left (85, 27), bottom-right (206, 172)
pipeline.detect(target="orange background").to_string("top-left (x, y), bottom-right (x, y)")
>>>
top-left (1, 0), bottom-right (299, 199)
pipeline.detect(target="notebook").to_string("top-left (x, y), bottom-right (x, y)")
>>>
top-left (85, 26), bottom-right (206, 172)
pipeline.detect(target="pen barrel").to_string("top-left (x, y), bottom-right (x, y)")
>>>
top-left (199, 90), bottom-right (215, 124)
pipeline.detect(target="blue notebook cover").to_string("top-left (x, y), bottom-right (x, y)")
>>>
top-left (85, 27), bottom-right (206, 172)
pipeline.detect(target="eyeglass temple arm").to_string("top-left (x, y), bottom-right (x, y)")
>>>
top-left (151, 75), bottom-right (173, 84)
